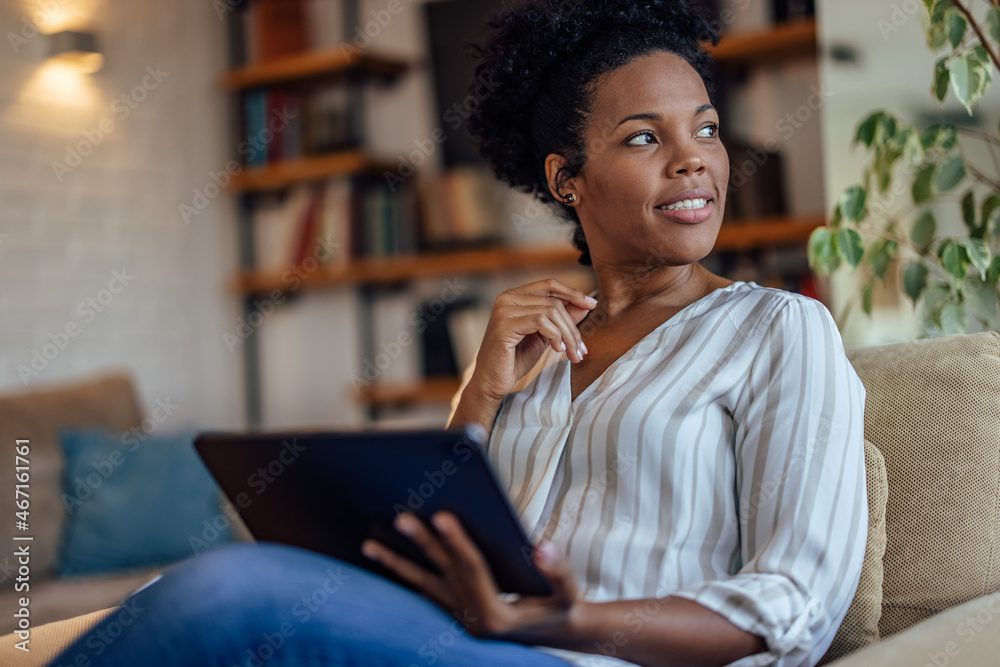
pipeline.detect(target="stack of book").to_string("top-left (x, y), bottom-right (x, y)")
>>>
top-left (253, 180), bottom-right (421, 271)
top-left (418, 167), bottom-right (507, 249)
top-left (241, 87), bottom-right (354, 169)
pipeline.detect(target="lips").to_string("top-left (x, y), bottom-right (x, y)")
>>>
top-left (654, 187), bottom-right (715, 224)
top-left (656, 188), bottom-right (714, 209)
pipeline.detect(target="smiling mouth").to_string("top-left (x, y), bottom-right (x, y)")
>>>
top-left (655, 198), bottom-right (710, 211)
top-left (653, 198), bottom-right (715, 224)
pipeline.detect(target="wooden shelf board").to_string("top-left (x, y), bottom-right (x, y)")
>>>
top-left (708, 19), bottom-right (817, 65)
top-left (358, 378), bottom-right (463, 408)
top-left (232, 244), bottom-right (583, 294)
top-left (715, 214), bottom-right (825, 252)
top-left (229, 151), bottom-right (397, 192)
top-left (232, 217), bottom-right (825, 295)
top-left (220, 51), bottom-right (409, 91)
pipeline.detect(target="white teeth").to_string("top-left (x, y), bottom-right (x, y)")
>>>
top-left (660, 198), bottom-right (708, 211)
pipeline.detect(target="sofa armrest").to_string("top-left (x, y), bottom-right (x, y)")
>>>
top-left (0, 607), bottom-right (113, 666)
top-left (827, 593), bottom-right (1000, 666)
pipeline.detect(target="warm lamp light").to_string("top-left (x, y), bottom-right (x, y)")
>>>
top-left (48, 30), bottom-right (103, 73)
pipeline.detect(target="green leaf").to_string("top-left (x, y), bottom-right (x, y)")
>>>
top-left (968, 45), bottom-right (992, 67)
top-left (928, 20), bottom-right (948, 50)
top-left (987, 256), bottom-right (1000, 283)
top-left (938, 239), bottom-right (972, 279)
top-left (965, 238), bottom-right (991, 279)
top-left (984, 194), bottom-right (1000, 235)
top-left (949, 55), bottom-right (984, 115)
top-left (988, 7), bottom-right (1000, 45)
top-left (878, 115), bottom-right (898, 143)
top-left (913, 163), bottom-right (937, 203)
top-left (946, 7), bottom-right (968, 49)
top-left (961, 275), bottom-right (998, 323)
top-left (830, 203), bottom-right (844, 229)
top-left (904, 261), bottom-right (930, 304)
top-left (911, 210), bottom-right (937, 248)
top-left (939, 299), bottom-right (968, 334)
top-left (922, 0), bottom-right (935, 13)
top-left (961, 189), bottom-right (977, 235)
top-left (934, 155), bottom-right (966, 192)
top-left (862, 280), bottom-right (875, 316)
top-left (837, 228), bottom-right (865, 268)
top-left (808, 227), bottom-right (841, 275)
top-left (870, 239), bottom-right (899, 280)
top-left (924, 281), bottom-right (951, 313)
top-left (903, 128), bottom-right (924, 166)
top-left (933, 57), bottom-right (951, 102)
top-left (855, 112), bottom-right (881, 148)
top-left (839, 186), bottom-right (868, 222)
top-left (939, 125), bottom-right (958, 150)
top-left (930, 0), bottom-right (952, 23)
top-left (874, 150), bottom-right (894, 194)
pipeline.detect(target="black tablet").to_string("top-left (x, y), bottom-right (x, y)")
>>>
top-left (194, 427), bottom-right (552, 597)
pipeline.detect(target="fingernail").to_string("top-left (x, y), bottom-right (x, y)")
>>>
top-left (395, 514), bottom-right (415, 536)
top-left (580, 342), bottom-right (589, 355)
top-left (432, 513), bottom-right (448, 531)
top-left (361, 541), bottom-right (379, 561)
top-left (560, 341), bottom-right (567, 352)
top-left (537, 541), bottom-right (560, 566)
top-left (585, 296), bottom-right (598, 306)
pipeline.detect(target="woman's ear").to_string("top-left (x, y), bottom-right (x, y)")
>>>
top-left (544, 154), bottom-right (578, 204)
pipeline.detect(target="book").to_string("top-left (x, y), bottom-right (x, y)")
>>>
top-left (290, 186), bottom-right (325, 267)
top-left (254, 0), bottom-right (308, 63)
top-left (253, 186), bottom-right (314, 272)
top-left (318, 180), bottom-right (352, 266)
top-left (244, 89), bottom-right (268, 168)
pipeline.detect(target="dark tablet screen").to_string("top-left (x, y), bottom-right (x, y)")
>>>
top-left (194, 428), bottom-right (552, 597)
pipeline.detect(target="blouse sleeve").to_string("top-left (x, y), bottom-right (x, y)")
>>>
top-left (672, 297), bottom-right (868, 667)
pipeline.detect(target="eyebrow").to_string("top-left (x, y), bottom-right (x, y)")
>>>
top-left (615, 104), bottom-right (716, 128)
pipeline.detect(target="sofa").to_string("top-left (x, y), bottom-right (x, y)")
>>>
top-left (1, 331), bottom-right (999, 666)
top-left (0, 374), bottom-right (167, 637)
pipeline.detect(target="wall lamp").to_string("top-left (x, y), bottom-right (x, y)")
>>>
top-left (49, 30), bottom-right (103, 73)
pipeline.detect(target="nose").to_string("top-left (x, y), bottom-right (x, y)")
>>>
top-left (666, 139), bottom-right (707, 177)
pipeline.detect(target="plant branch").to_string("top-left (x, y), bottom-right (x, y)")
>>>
top-left (967, 162), bottom-right (1000, 190)
top-left (953, 0), bottom-right (1000, 72)
top-left (958, 127), bottom-right (1000, 177)
top-left (957, 127), bottom-right (1000, 150)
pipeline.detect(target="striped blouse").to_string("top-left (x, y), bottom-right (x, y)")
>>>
top-left (454, 281), bottom-right (868, 667)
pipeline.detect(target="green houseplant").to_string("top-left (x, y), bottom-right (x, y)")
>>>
top-left (808, 0), bottom-right (1000, 335)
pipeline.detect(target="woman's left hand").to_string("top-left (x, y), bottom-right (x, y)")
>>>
top-left (361, 511), bottom-right (578, 643)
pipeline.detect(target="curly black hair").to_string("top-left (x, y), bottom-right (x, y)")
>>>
top-left (467, 0), bottom-right (721, 265)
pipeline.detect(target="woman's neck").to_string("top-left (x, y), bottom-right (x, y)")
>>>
top-left (589, 261), bottom-right (725, 318)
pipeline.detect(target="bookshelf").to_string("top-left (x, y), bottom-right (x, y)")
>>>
top-left (228, 151), bottom-right (397, 193)
top-left (222, 2), bottom-right (826, 424)
top-left (230, 215), bottom-right (824, 296)
top-left (706, 18), bottom-right (817, 65)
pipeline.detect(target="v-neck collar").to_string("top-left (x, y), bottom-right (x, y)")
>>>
top-left (567, 281), bottom-right (750, 405)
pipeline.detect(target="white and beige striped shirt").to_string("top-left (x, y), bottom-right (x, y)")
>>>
top-left (456, 281), bottom-right (867, 667)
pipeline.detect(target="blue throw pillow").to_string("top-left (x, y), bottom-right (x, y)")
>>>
top-left (57, 428), bottom-right (231, 576)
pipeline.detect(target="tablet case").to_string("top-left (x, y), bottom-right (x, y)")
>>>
top-left (194, 428), bottom-right (552, 597)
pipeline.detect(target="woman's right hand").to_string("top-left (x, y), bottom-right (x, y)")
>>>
top-left (469, 278), bottom-right (597, 403)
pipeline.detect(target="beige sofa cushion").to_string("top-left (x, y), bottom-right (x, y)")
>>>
top-left (820, 440), bottom-right (888, 664)
top-left (0, 373), bottom-right (143, 578)
top-left (0, 607), bottom-right (113, 666)
top-left (846, 332), bottom-right (1000, 637)
top-left (826, 592), bottom-right (1000, 667)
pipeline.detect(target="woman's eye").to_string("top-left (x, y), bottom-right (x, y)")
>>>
top-left (626, 132), bottom-right (656, 146)
top-left (698, 123), bottom-right (720, 139)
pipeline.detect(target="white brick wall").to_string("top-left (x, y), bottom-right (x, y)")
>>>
top-left (0, 0), bottom-right (243, 429)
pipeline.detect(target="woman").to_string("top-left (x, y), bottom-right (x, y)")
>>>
top-left (50, 1), bottom-right (866, 666)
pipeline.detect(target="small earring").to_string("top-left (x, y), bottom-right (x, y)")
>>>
top-left (562, 193), bottom-right (577, 204)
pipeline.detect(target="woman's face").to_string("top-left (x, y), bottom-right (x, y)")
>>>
top-left (553, 50), bottom-right (729, 270)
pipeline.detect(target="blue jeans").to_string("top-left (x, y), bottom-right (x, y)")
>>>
top-left (48, 543), bottom-right (575, 667)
